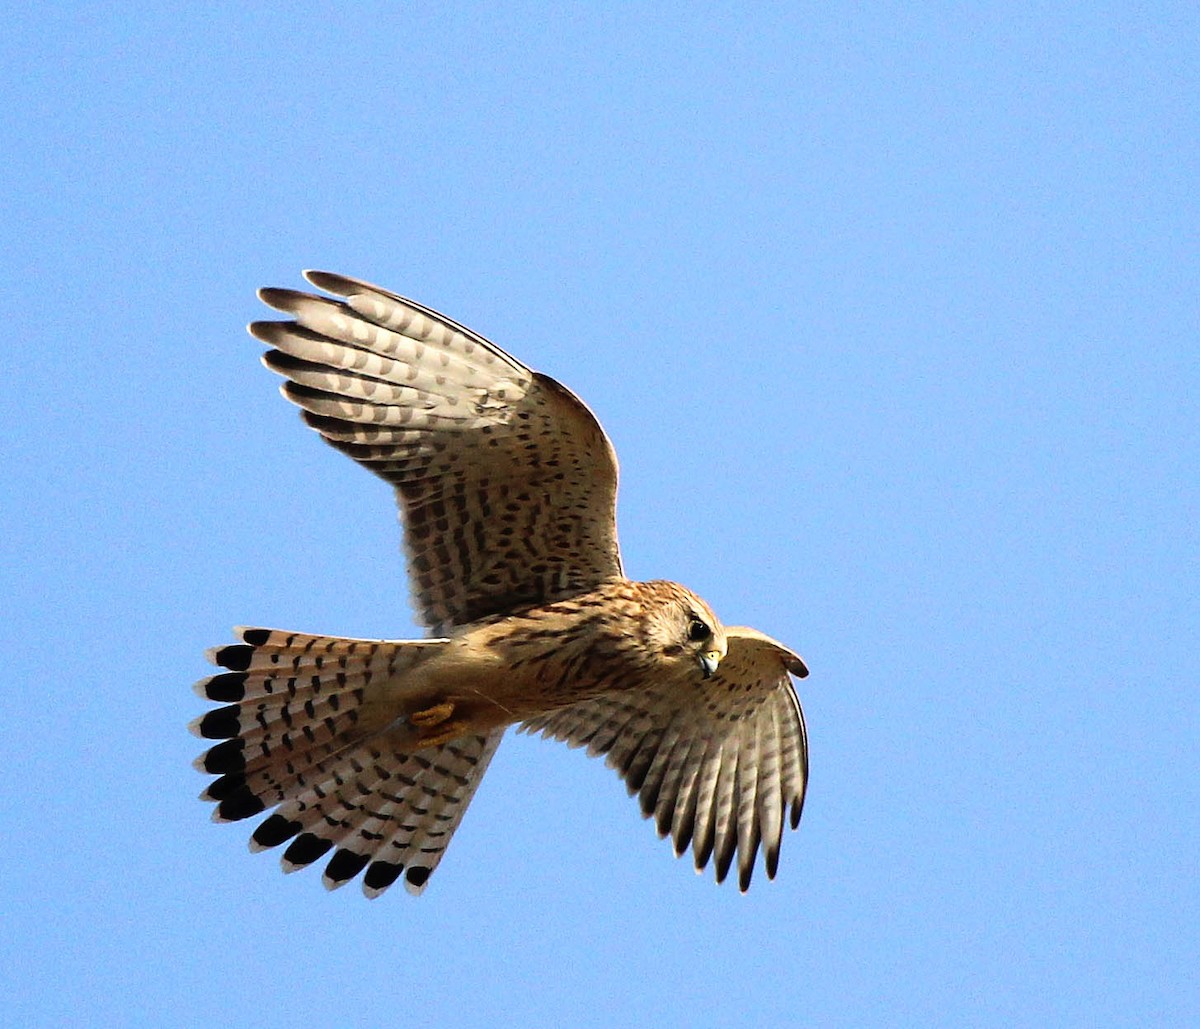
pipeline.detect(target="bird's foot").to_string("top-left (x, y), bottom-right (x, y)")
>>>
top-left (409, 702), bottom-right (456, 729)
top-left (406, 702), bottom-right (471, 747)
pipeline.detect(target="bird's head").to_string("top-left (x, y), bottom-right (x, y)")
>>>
top-left (640, 582), bottom-right (728, 682)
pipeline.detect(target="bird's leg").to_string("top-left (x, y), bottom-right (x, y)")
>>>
top-left (406, 701), bottom-right (473, 748)
top-left (409, 701), bottom-right (456, 729)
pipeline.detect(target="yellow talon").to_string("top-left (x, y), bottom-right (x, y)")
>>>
top-left (409, 702), bottom-right (456, 728)
top-left (415, 721), bottom-right (471, 748)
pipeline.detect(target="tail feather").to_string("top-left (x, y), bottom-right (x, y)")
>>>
top-left (257, 728), bottom-right (502, 896)
top-left (202, 731), bottom-right (358, 814)
top-left (193, 627), bottom-right (500, 897)
top-left (194, 627), bottom-right (446, 700)
top-left (190, 687), bottom-right (363, 746)
top-left (268, 736), bottom-right (402, 846)
top-left (364, 732), bottom-right (502, 896)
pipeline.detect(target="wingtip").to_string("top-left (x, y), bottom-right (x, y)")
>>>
top-left (724, 626), bottom-right (809, 678)
top-left (303, 269), bottom-right (342, 292)
top-left (256, 285), bottom-right (289, 308)
top-left (248, 319), bottom-right (281, 345)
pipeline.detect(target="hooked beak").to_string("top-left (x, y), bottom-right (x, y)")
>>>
top-left (699, 649), bottom-right (722, 679)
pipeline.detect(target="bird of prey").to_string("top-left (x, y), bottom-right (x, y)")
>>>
top-left (191, 271), bottom-right (810, 897)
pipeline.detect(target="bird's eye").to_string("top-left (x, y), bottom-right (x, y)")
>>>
top-left (687, 616), bottom-right (710, 642)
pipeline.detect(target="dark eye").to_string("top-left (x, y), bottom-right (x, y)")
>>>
top-left (687, 616), bottom-right (710, 642)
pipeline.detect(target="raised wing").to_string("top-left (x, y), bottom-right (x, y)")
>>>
top-left (520, 627), bottom-right (809, 890)
top-left (250, 271), bottom-right (624, 632)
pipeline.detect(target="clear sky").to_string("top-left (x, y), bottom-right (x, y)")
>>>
top-left (2, 4), bottom-right (1196, 1026)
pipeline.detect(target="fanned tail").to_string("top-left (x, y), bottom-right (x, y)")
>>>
top-left (191, 627), bottom-right (500, 896)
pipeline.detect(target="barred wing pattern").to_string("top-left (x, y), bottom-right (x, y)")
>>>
top-left (520, 627), bottom-right (809, 891)
top-left (251, 271), bottom-right (623, 632)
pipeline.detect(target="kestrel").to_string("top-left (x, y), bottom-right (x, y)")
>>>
top-left (192, 271), bottom-right (810, 897)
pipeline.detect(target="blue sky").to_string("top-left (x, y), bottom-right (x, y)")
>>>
top-left (2, 3), bottom-right (1197, 1026)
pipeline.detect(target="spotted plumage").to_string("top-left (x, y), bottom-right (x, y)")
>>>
top-left (193, 271), bottom-right (810, 896)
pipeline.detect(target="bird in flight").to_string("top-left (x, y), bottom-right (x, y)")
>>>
top-left (192, 271), bottom-right (810, 897)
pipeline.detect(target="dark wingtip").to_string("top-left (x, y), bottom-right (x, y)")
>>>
top-left (714, 843), bottom-right (736, 886)
top-left (304, 269), bottom-right (353, 295)
top-left (240, 627), bottom-right (271, 647)
top-left (248, 319), bottom-right (285, 343)
top-left (257, 286), bottom-right (306, 311)
top-left (405, 866), bottom-right (431, 890)
top-left (738, 862), bottom-right (754, 893)
top-left (765, 844), bottom-right (780, 881)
